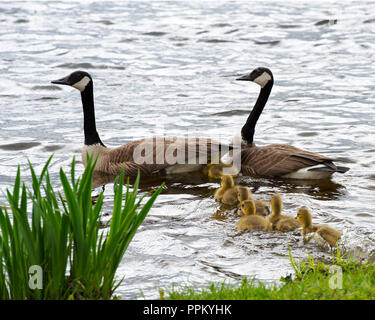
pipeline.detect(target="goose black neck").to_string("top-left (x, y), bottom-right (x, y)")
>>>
top-left (241, 80), bottom-right (273, 145)
top-left (80, 82), bottom-right (105, 147)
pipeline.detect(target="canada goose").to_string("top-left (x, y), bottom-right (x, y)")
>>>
top-left (215, 175), bottom-right (239, 205)
top-left (237, 200), bottom-right (271, 231)
top-left (235, 67), bottom-right (349, 179)
top-left (51, 71), bottom-right (230, 176)
top-left (269, 194), bottom-right (301, 232)
top-left (297, 207), bottom-right (342, 247)
top-left (236, 186), bottom-right (270, 216)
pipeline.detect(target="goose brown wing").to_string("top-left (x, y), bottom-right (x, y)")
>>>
top-left (101, 137), bottom-right (229, 176)
top-left (241, 144), bottom-right (336, 177)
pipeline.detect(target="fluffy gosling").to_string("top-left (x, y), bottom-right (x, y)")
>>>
top-left (215, 175), bottom-right (239, 206)
top-left (269, 194), bottom-right (301, 232)
top-left (237, 200), bottom-right (271, 231)
top-left (296, 208), bottom-right (342, 248)
top-left (204, 163), bottom-right (239, 179)
top-left (237, 187), bottom-right (270, 217)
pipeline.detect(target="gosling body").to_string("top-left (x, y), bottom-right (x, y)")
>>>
top-left (237, 200), bottom-right (271, 231)
top-left (269, 194), bottom-right (300, 232)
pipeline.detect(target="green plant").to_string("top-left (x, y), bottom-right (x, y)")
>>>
top-left (0, 155), bottom-right (163, 299)
top-left (166, 245), bottom-right (375, 300)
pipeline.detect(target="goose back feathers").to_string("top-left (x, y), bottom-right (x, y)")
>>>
top-left (240, 143), bottom-right (348, 178)
top-left (82, 137), bottom-right (229, 176)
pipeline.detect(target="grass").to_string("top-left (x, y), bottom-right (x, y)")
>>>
top-left (0, 155), bottom-right (163, 299)
top-left (166, 246), bottom-right (375, 300)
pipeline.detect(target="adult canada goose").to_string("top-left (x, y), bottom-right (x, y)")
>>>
top-left (235, 67), bottom-right (349, 179)
top-left (51, 70), bottom-right (230, 176)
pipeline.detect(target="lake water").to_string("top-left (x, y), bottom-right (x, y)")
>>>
top-left (0, 0), bottom-right (375, 299)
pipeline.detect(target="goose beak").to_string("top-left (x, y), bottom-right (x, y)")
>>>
top-left (51, 76), bottom-right (70, 86)
top-left (236, 73), bottom-right (252, 81)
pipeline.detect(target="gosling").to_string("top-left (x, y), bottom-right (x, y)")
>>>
top-left (205, 164), bottom-right (223, 179)
top-left (237, 200), bottom-right (271, 231)
top-left (269, 194), bottom-right (301, 232)
top-left (237, 187), bottom-right (270, 217)
top-left (204, 163), bottom-right (239, 179)
top-left (296, 208), bottom-right (342, 248)
top-left (215, 175), bottom-right (239, 206)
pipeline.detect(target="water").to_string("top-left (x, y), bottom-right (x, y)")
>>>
top-left (1, 0), bottom-right (375, 299)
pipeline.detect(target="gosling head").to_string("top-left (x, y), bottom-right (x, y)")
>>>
top-left (296, 207), bottom-right (312, 227)
top-left (221, 175), bottom-right (235, 189)
top-left (270, 194), bottom-right (282, 216)
top-left (236, 67), bottom-right (273, 88)
top-left (240, 200), bottom-right (256, 216)
top-left (237, 186), bottom-right (252, 202)
top-left (51, 70), bottom-right (92, 92)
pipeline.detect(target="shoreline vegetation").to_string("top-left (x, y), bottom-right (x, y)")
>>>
top-left (0, 155), bottom-right (163, 299)
top-left (164, 246), bottom-right (375, 300)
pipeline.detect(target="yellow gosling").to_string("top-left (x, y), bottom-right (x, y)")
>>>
top-left (269, 194), bottom-right (300, 232)
top-left (204, 163), bottom-right (239, 179)
top-left (236, 187), bottom-right (269, 216)
top-left (215, 175), bottom-right (238, 205)
top-left (297, 208), bottom-right (342, 248)
top-left (206, 164), bottom-right (223, 179)
top-left (237, 200), bottom-right (271, 231)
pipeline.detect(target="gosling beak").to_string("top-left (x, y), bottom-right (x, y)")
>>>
top-left (236, 73), bottom-right (252, 81)
top-left (51, 76), bottom-right (70, 86)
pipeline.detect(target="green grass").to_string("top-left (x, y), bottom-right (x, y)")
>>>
top-left (166, 246), bottom-right (375, 300)
top-left (0, 155), bottom-right (163, 299)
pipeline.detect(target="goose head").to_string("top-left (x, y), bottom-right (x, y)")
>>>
top-left (236, 67), bottom-right (273, 88)
top-left (51, 70), bottom-right (92, 92)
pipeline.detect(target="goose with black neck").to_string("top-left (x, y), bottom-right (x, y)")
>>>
top-left (235, 67), bottom-right (349, 179)
top-left (51, 70), bottom-right (229, 176)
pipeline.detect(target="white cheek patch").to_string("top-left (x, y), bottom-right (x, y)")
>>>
top-left (72, 76), bottom-right (91, 91)
top-left (253, 72), bottom-right (272, 88)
